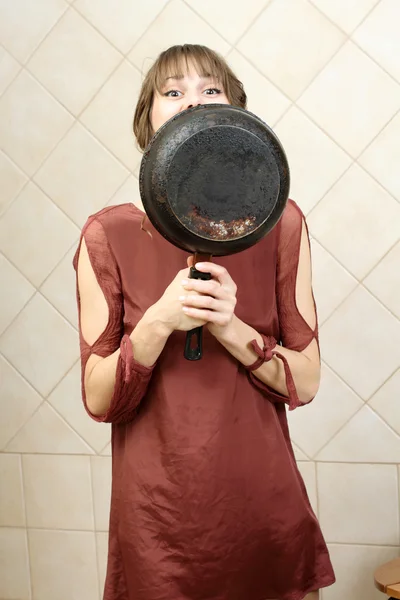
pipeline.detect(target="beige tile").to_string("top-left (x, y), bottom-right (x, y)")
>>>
top-left (91, 456), bottom-right (112, 531)
top-left (0, 183), bottom-right (79, 287)
top-left (34, 123), bottom-right (129, 227)
top-left (0, 47), bottom-right (21, 95)
top-left (6, 401), bottom-right (93, 454)
top-left (129, 0), bottom-right (230, 72)
top-left (310, 239), bottom-right (358, 324)
top-left (275, 107), bottom-right (351, 214)
top-left (40, 246), bottom-right (79, 329)
top-left (308, 165), bottom-right (400, 279)
top-left (0, 454), bottom-right (25, 526)
top-left (292, 443), bottom-right (309, 461)
top-left (0, 151), bottom-right (27, 215)
top-left (359, 111), bottom-right (400, 202)
top-left (309, 0), bottom-right (380, 34)
top-left (23, 454), bottom-right (94, 529)
top-left (29, 529), bottom-right (98, 600)
top-left (0, 293), bottom-right (79, 397)
top-left (299, 42), bottom-right (400, 157)
top-left (324, 544), bottom-right (400, 600)
top-left (27, 9), bottom-right (122, 115)
top-left (320, 286), bottom-right (400, 400)
top-left (0, 528), bottom-right (30, 600)
top-left (80, 60), bottom-right (143, 171)
top-left (318, 463), bottom-right (399, 544)
top-left (48, 361), bottom-right (111, 453)
top-left (296, 461), bottom-right (318, 516)
top-left (101, 441), bottom-right (112, 456)
top-left (133, 161), bottom-right (141, 179)
top-left (369, 370), bottom-right (400, 437)
top-left (0, 70), bottom-right (74, 175)
top-left (364, 241), bottom-right (400, 320)
top-left (74, 0), bottom-right (169, 54)
top-left (316, 405), bottom-right (400, 463)
top-left (354, 0), bottom-right (400, 83)
top-left (0, 356), bottom-right (42, 450)
top-left (186, 0), bottom-right (272, 45)
top-left (0, 254), bottom-right (35, 336)
top-left (0, 0), bottom-right (67, 63)
top-left (225, 50), bottom-right (290, 127)
top-left (238, 0), bottom-right (345, 100)
top-left (96, 532), bottom-right (109, 597)
top-left (107, 175), bottom-right (140, 208)
top-left (288, 363), bottom-right (363, 458)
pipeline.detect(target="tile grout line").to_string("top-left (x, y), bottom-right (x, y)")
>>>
top-left (309, 403), bottom-right (365, 461)
top-left (19, 454), bottom-right (33, 600)
top-left (0, 350), bottom-right (45, 402)
top-left (88, 456), bottom-right (101, 599)
top-left (0, 400), bottom-right (46, 453)
top-left (45, 400), bottom-right (97, 456)
top-left (0, 288), bottom-right (79, 358)
top-left (311, 391), bottom-right (400, 462)
top-left (306, 0), bottom-right (381, 38)
top-left (0, 1), bottom-right (70, 94)
top-left (312, 0), bottom-right (400, 96)
top-left (314, 461), bottom-right (320, 519)
top-left (361, 236), bottom-right (400, 284)
top-left (181, 0), bottom-right (236, 48)
top-left (0, 49), bottom-right (23, 100)
top-left (124, 0), bottom-right (175, 70)
top-left (0, 352), bottom-right (104, 458)
top-left (2, 452), bottom-right (400, 466)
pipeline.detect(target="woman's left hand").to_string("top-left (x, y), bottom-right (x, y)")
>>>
top-left (180, 258), bottom-right (237, 337)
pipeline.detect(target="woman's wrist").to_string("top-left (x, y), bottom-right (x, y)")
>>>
top-left (139, 305), bottom-right (173, 340)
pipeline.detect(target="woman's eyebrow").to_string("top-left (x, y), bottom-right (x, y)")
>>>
top-left (164, 74), bottom-right (214, 81)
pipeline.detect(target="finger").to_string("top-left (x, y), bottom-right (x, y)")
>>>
top-left (182, 279), bottom-right (226, 298)
top-left (180, 294), bottom-right (224, 311)
top-left (182, 305), bottom-right (232, 326)
top-left (187, 255), bottom-right (194, 268)
top-left (195, 262), bottom-right (236, 290)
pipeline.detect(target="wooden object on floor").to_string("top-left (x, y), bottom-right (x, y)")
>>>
top-left (374, 558), bottom-right (400, 598)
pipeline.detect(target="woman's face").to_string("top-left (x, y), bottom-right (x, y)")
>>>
top-left (150, 63), bottom-right (230, 134)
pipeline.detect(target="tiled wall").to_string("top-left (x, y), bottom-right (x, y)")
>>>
top-left (1, 0), bottom-right (399, 599)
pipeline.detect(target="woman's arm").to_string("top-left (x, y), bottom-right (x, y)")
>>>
top-left (210, 314), bottom-right (320, 405)
top-left (180, 209), bottom-right (320, 408)
top-left (78, 235), bottom-right (207, 419)
top-left (78, 237), bottom-right (170, 417)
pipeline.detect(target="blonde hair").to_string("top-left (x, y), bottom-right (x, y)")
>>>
top-left (133, 44), bottom-right (247, 151)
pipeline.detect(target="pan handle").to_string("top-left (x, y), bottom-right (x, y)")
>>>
top-left (184, 266), bottom-right (212, 361)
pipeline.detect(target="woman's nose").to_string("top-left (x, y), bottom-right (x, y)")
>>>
top-left (184, 95), bottom-right (202, 110)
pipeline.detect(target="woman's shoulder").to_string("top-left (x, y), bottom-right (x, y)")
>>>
top-left (278, 198), bottom-right (307, 236)
top-left (81, 203), bottom-right (144, 237)
top-left (281, 198), bottom-right (305, 222)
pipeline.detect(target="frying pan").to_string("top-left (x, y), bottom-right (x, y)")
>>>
top-left (139, 104), bottom-right (290, 361)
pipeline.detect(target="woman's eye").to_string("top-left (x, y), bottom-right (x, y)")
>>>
top-left (204, 88), bottom-right (222, 95)
top-left (164, 90), bottom-right (181, 97)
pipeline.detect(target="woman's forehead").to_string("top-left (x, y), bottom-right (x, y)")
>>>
top-left (156, 56), bottom-right (221, 87)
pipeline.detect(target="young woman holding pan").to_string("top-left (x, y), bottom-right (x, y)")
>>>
top-left (74, 44), bottom-right (335, 600)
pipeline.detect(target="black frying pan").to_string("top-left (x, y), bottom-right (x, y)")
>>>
top-left (139, 104), bottom-right (290, 360)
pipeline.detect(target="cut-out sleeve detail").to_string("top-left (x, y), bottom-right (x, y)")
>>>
top-left (276, 200), bottom-right (318, 351)
top-left (245, 334), bottom-right (301, 411)
top-left (73, 216), bottom-right (155, 424)
top-left (247, 201), bottom-right (319, 411)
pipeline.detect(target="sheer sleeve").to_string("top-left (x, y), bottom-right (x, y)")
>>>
top-left (73, 216), bottom-right (155, 424)
top-left (276, 200), bottom-right (318, 352)
top-left (247, 200), bottom-right (319, 411)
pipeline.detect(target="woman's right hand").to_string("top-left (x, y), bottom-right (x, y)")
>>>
top-left (146, 268), bottom-right (207, 333)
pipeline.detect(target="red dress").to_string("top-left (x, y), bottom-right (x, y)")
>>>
top-left (73, 199), bottom-right (335, 600)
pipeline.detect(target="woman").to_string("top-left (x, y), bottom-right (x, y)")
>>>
top-left (74, 44), bottom-right (335, 600)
